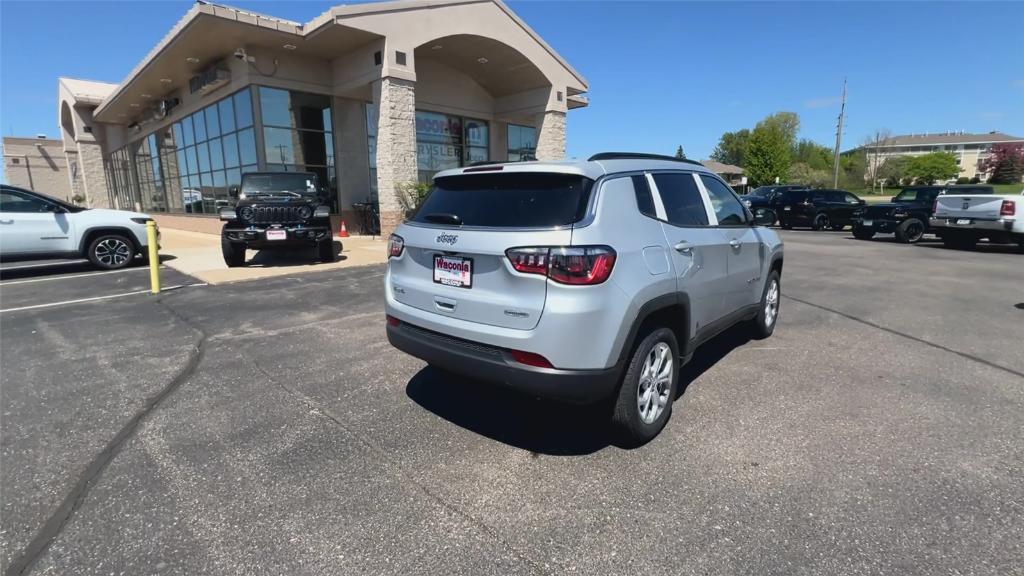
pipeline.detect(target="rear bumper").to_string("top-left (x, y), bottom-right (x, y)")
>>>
top-left (930, 218), bottom-right (1016, 234)
top-left (387, 320), bottom-right (620, 404)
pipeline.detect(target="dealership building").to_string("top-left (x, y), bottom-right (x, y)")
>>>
top-left (44, 0), bottom-right (588, 235)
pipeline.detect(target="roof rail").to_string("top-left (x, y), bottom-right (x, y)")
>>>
top-left (588, 152), bottom-right (704, 166)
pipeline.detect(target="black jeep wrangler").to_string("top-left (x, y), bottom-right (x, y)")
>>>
top-left (218, 171), bottom-right (336, 267)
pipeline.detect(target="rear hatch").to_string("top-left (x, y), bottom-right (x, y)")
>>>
top-left (388, 171), bottom-right (593, 330)
top-left (935, 195), bottom-right (1006, 220)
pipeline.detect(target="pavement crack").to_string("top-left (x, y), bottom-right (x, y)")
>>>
top-left (252, 360), bottom-right (551, 576)
top-left (4, 296), bottom-right (209, 576)
top-left (784, 293), bottom-right (1024, 380)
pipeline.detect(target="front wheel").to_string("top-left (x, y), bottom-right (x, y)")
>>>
top-left (317, 238), bottom-right (336, 263)
top-left (611, 327), bottom-right (679, 446)
top-left (750, 270), bottom-right (781, 339)
top-left (87, 234), bottom-right (135, 270)
top-left (221, 236), bottom-right (246, 267)
top-left (895, 218), bottom-right (925, 243)
top-left (852, 227), bottom-right (875, 240)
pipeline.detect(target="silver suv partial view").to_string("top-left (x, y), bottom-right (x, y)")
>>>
top-left (385, 153), bottom-right (784, 444)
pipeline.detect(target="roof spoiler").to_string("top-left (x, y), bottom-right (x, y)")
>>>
top-left (588, 152), bottom-right (703, 167)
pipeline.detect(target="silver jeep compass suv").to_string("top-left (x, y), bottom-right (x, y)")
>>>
top-left (385, 153), bottom-right (783, 444)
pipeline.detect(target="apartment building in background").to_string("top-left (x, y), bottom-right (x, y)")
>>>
top-left (864, 131), bottom-right (1024, 182)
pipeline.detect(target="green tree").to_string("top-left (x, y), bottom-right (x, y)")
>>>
top-left (878, 155), bottom-right (912, 186)
top-left (981, 143), bottom-right (1024, 184)
top-left (788, 162), bottom-right (831, 187)
top-left (710, 129), bottom-right (750, 167)
top-left (758, 112), bottom-right (800, 150)
top-left (675, 145), bottom-right (686, 159)
top-left (746, 121), bottom-right (792, 186)
top-left (794, 139), bottom-right (833, 171)
top-left (906, 152), bottom-right (960, 184)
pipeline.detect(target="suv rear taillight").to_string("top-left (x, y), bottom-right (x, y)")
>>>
top-left (388, 234), bottom-right (404, 258)
top-left (506, 246), bottom-right (616, 285)
top-left (1000, 200), bottom-right (1016, 217)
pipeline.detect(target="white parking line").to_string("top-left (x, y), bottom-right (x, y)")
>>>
top-left (0, 266), bottom-right (154, 286)
top-left (0, 260), bottom-right (89, 270)
top-left (0, 283), bottom-right (206, 314)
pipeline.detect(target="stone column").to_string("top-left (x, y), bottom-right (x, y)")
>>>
top-left (76, 140), bottom-right (112, 209)
top-left (534, 110), bottom-right (566, 161)
top-left (372, 77), bottom-right (417, 238)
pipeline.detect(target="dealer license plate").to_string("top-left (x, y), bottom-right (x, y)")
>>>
top-left (956, 219), bottom-right (972, 225)
top-left (861, 219), bottom-right (873, 226)
top-left (266, 229), bottom-right (287, 241)
top-left (434, 255), bottom-right (472, 288)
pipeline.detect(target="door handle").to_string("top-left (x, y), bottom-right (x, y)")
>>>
top-left (729, 239), bottom-right (741, 249)
top-left (674, 241), bottom-right (694, 254)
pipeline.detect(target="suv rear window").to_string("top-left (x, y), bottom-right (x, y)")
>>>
top-left (781, 190), bottom-right (808, 203)
top-left (414, 172), bottom-right (594, 228)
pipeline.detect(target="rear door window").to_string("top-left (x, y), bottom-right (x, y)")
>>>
top-left (784, 190), bottom-right (808, 203)
top-left (413, 172), bottom-right (594, 228)
top-left (652, 173), bottom-right (708, 227)
top-left (700, 174), bottom-right (747, 225)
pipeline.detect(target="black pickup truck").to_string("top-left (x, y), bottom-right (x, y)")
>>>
top-left (218, 171), bottom-right (336, 267)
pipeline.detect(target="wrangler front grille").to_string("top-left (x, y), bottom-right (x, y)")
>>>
top-left (248, 205), bottom-right (308, 225)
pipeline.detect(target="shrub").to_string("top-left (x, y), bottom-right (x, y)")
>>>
top-left (956, 177), bottom-right (970, 184)
top-left (969, 176), bottom-right (982, 184)
top-left (395, 181), bottom-right (432, 219)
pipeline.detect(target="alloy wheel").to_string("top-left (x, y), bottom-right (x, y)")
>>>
top-left (95, 238), bottom-right (131, 267)
top-left (765, 278), bottom-right (780, 327)
top-left (637, 342), bottom-right (673, 424)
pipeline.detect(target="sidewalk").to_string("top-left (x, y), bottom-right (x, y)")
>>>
top-left (158, 228), bottom-right (386, 284)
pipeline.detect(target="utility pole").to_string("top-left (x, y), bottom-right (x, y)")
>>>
top-left (832, 78), bottom-right (847, 188)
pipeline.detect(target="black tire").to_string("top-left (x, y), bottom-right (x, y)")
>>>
top-left (894, 218), bottom-right (925, 244)
top-left (317, 238), bottom-right (336, 263)
top-left (87, 233), bottom-right (135, 270)
top-left (811, 213), bottom-right (830, 231)
top-left (852, 227), bottom-right (876, 240)
top-left (750, 270), bottom-right (781, 339)
top-left (611, 327), bottom-right (679, 446)
top-left (764, 209), bottom-right (779, 227)
top-left (221, 236), bottom-right (246, 267)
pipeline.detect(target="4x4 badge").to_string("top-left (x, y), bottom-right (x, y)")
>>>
top-left (436, 233), bottom-right (458, 245)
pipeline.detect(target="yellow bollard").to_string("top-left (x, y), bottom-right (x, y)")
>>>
top-left (147, 220), bottom-right (160, 294)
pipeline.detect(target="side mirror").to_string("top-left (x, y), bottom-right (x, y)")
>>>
top-left (858, 199), bottom-right (866, 205)
top-left (46, 203), bottom-right (65, 214)
top-left (890, 196), bottom-right (898, 202)
top-left (751, 208), bottom-right (775, 226)
top-left (229, 185), bottom-right (240, 198)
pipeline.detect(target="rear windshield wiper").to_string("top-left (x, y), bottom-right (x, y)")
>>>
top-left (424, 213), bottom-right (462, 226)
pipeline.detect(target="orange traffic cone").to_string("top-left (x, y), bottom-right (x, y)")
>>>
top-left (337, 219), bottom-right (350, 238)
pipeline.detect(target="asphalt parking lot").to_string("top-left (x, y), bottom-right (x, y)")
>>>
top-left (2, 232), bottom-right (1022, 575)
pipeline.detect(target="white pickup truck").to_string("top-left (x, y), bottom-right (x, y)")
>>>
top-left (931, 189), bottom-right (1024, 252)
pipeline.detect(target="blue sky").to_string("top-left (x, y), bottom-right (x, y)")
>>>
top-left (2, 0), bottom-right (1022, 163)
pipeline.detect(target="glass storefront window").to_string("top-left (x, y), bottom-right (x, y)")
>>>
top-left (218, 97), bottom-right (235, 134)
top-left (235, 89), bottom-right (253, 129)
top-left (205, 105), bottom-right (220, 139)
top-left (258, 87), bottom-right (335, 207)
top-left (507, 124), bottom-right (537, 161)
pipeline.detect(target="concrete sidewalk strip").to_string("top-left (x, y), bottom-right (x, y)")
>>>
top-left (157, 228), bottom-right (387, 285)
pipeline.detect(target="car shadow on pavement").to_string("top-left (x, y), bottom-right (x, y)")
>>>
top-left (246, 241), bottom-right (347, 267)
top-left (0, 255), bottom-right (172, 280)
top-left (405, 325), bottom-right (752, 455)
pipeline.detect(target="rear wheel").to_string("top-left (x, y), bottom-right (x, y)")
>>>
top-left (895, 218), bottom-right (925, 243)
top-left (612, 327), bottom-right (678, 446)
top-left (852, 227), bottom-right (875, 240)
top-left (317, 238), bottom-right (336, 263)
top-left (221, 236), bottom-right (246, 267)
top-left (87, 234), bottom-right (135, 270)
top-left (811, 213), bottom-right (830, 231)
